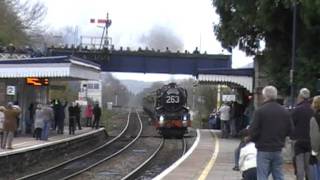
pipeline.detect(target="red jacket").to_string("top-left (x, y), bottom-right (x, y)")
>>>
top-left (85, 105), bottom-right (93, 118)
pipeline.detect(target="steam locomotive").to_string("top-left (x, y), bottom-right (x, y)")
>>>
top-left (152, 82), bottom-right (191, 138)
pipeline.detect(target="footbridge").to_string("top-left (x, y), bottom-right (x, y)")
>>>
top-left (47, 47), bottom-right (254, 92)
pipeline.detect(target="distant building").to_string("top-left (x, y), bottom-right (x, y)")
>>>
top-left (79, 80), bottom-right (102, 106)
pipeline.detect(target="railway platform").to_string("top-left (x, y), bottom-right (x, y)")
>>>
top-left (0, 126), bottom-right (108, 178)
top-left (0, 127), bottom-right (104, 155)
top-left (157, 129), bottom-right (295, 180)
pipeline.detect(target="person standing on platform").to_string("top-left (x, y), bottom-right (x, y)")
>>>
top-left (85, 103), bottom-right (93, 127)
top-left (27, 102), bottom-right (36, 134)
top-left (1, 102), bottom-right (21, 149)
top-left (0, 106), bottom-right (5, 148)
top-left (92, 103), bottom-right (101, 129)
top-left (310, 96), bottom-right (320, 179)
top-left (291, 88), bottom-right (313, 180)
top-left (68, 103), bottom-right (76, 135)
top-left (13, 101), bottom-right (20, 137)
top-left (34, 104), bottom-right (44, 140)
top-left (57, 100), bottom-right (68, 134)
top-left (249, 86), bottom-right (293, 180)
top-left (74, 103), bottom-right (81, 130)
top-left (41, 104), bottom-right (54, 140)
top-left (52, 99), bottom-right (59, 130)
top-left (218, 102), bottom-right (231, 138)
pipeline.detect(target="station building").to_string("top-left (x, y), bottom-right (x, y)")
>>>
top-left (78, 80), bottom-right (102, 106)
top-left (0, 54), bottom-right (101, 134)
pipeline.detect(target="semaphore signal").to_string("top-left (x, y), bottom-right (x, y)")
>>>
top-left (88, 13), bottom-right (112, 49)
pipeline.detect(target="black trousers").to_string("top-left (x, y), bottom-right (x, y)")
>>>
top-left (69, 117), bottom-right (75, 135)
top-left (35, 128), bottom-right (42, 140)
top-left (243, 167), bottom-right (257, 180)
top-left (92, 118), bottom-right (100, 129)
top-left (76, 116), bottom-right (81, 130)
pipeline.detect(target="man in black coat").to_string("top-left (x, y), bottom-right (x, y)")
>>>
top-left (74, 103), bottom-right (81, 130)
top-left (92, 103), bottom-right (101, 129)
top-left (68, 103), bottom-right (76, 135)
top-left (249, 86), bottom-right (293, 180)
top-left (291, 88), bottom-right (313, 180)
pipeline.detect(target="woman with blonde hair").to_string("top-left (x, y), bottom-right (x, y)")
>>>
top-left (310, 96), bottom-right (320, 179)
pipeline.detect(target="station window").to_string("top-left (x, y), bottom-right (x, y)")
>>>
top-left (93, 83), bottom-right (100, 89)
top-left (86, 83), bottom-right (100, 89)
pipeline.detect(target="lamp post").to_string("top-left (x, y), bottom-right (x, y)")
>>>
top-left (290, 1), bottom-right (297, 108)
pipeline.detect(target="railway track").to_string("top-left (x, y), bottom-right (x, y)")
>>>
top-left (17, 109), bottom-right (143, 180)
top-left (122, 138), bottom-right (188, 180)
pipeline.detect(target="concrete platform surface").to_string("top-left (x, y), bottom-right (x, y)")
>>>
top-left (160, 129), bottom-right (295, 180)
top-left (0, 127), bottom-right (103, 156)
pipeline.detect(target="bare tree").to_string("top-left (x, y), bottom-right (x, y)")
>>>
top-left (12, 0), bottom-right (47, 31)
top-left (0, 0), bottom-right (47, 45)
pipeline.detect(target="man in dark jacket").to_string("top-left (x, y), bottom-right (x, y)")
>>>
top-left (68, 103), bottom-right (76, 135)
top-left (291, 88), bottom-right (313, 180)
top-left (74, 103), bottom-right (81, 130)
top-left (249, 86), bottom-right (293, 180)
top-left (92, 103), bottom-right (101, 129)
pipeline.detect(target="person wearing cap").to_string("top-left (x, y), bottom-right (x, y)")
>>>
top-left (291, 88), bottom-right (313, 180)
top-left (1, 102), bottom-right (21, 149)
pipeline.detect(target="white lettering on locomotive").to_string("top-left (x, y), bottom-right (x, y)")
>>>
top-left (165, 95), bottom-right (180, 103)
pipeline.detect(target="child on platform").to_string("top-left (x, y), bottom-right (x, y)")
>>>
top-left (239, 129), bottom-right (257, 180)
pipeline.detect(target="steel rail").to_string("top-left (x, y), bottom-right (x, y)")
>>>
top-left (61, 109), bottom-right (143, 180)
top-left (121, 138), bottom-right (165, 180)
top-left (182, 138), bottom-right (187, 156)
top-left (17, 110), bottom-right (134, 180)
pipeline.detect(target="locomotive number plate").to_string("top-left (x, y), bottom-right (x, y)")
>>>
top-left (166, 95), bottom-right (180, 103)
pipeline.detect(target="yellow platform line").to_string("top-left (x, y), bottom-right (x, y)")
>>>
top-left (198, 130), bottom-right (220, 180)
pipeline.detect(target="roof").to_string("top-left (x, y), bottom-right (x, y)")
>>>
top-left (0, 56), bottom-right (101, 80)
top-left (197, 68), bottom-right (253, 76)
top-left (197, 68), bottom-right (254, 92)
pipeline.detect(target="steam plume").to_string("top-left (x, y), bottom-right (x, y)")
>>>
top-left (139, 25), bottom-right (184, 51)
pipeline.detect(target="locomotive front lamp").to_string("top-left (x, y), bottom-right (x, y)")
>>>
top-left (159, 115), bottom-right (165, 127)
top-left (183, 115), bottom-right (188, 121)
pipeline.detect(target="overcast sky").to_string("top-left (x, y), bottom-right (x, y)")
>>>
top-left (37, 0), bottom-right (253, 81)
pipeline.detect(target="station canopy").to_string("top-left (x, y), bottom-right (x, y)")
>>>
top-left (0, 56), bottom-right (101, 80)
top-left (197, 68), bottom-right (254, 93)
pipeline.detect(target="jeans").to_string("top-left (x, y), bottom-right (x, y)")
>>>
top-left (295, 152), bottom-right (311, 180)
top-left (221, 121), bottom-right (230, 138)
top-left (310, 162), bottom-right (320, 180)
top-left (41, 121), bottom-right (50, 140)
top-left (257, 151), bottom-right (284, 180)
top-left (3, 131), bottom-right (14, 148)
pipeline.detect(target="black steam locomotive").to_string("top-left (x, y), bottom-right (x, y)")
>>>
top-left (153, 82), bottom-right (191, 138)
